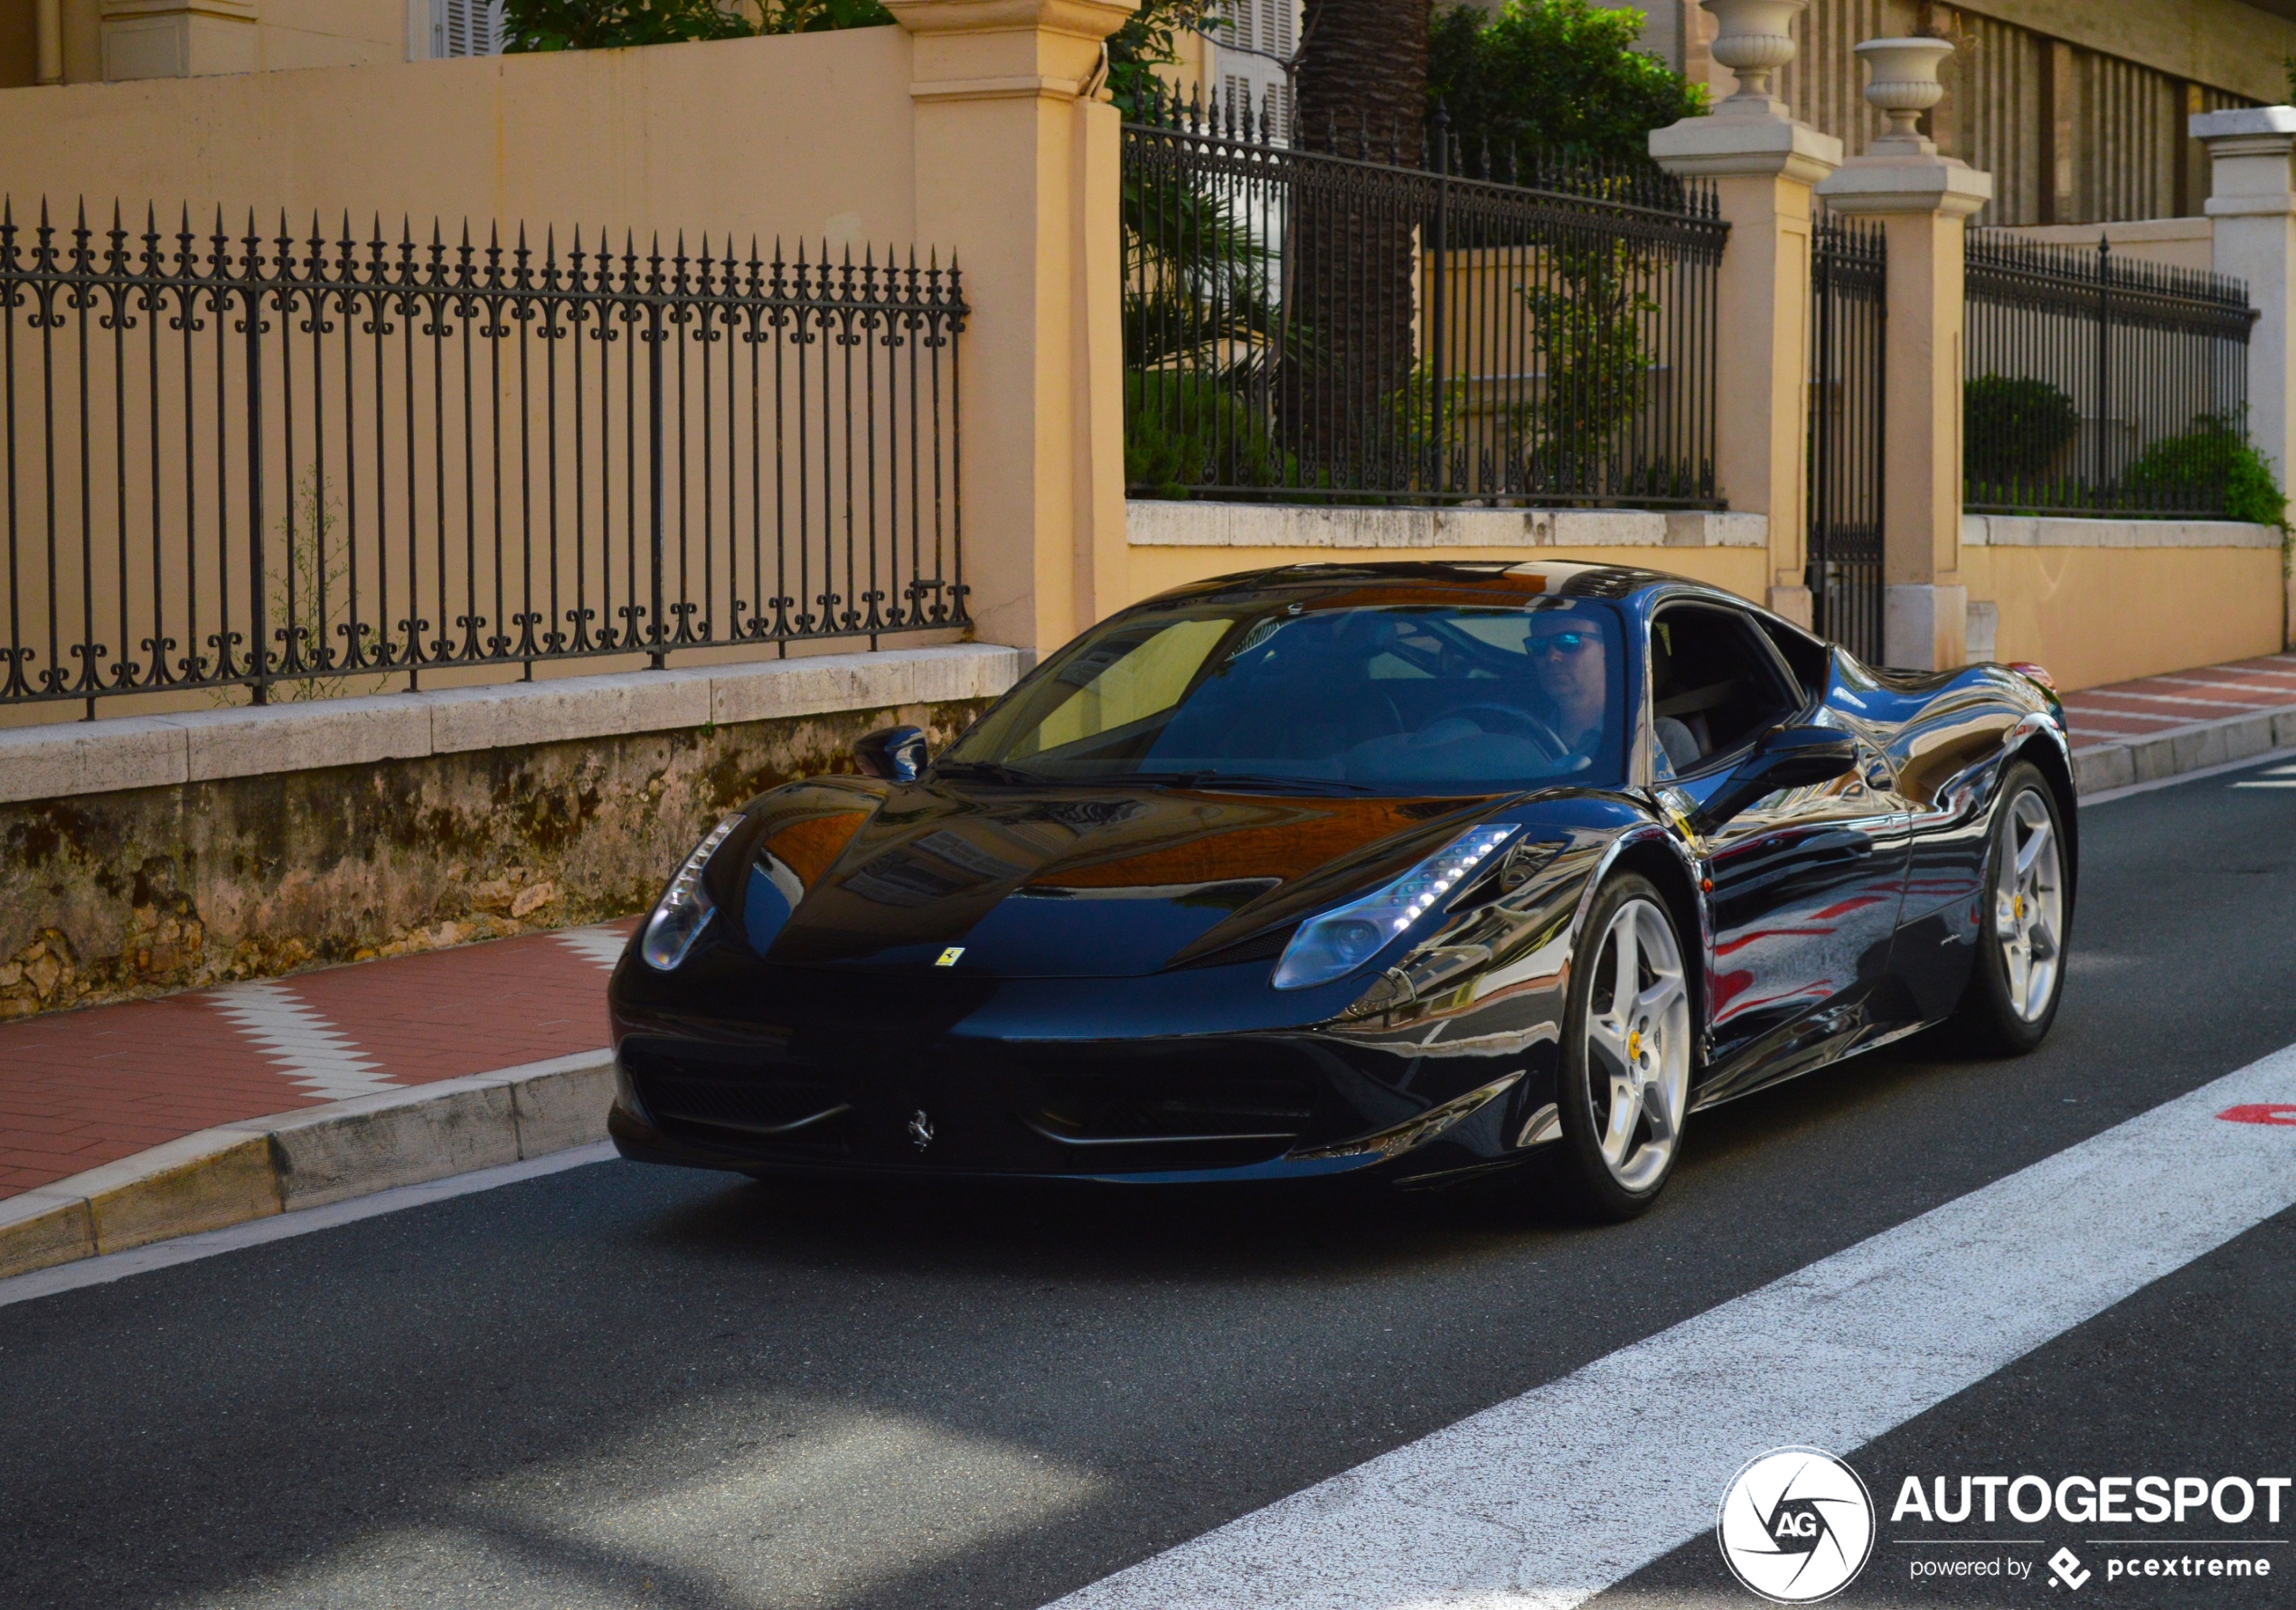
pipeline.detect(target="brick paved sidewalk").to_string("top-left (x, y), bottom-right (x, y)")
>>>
top-left (0, 921), bottom-right (631, 1200)
top-left (2059, 651), bottom-right (2296, 755)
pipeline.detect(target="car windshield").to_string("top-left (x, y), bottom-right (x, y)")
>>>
top-left (942, 596), bottom-right (1625, 793)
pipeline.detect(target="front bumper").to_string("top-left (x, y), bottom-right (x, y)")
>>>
top-left (606, 966), bottom-right (1557, 1187)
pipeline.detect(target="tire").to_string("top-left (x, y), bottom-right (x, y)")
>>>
top-left (1553, 872), bottom-right (1695, 1221)
top-left (1949, 760), bottom-right (2070, 1056)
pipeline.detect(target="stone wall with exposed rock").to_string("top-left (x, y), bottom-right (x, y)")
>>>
top-left (0, 647), bottom-right (1023, 1020)
top-left (0, 698), bottom-right (992, 1021)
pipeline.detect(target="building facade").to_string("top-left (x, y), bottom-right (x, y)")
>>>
top-left (1609, 0), bottom-right (2295, 225)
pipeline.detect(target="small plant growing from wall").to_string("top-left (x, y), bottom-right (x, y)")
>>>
top-left (214, 471), bottom-right (358, 705)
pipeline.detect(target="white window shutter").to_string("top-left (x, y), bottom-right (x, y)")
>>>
top-left (433, 0), bottom-right (503, 57)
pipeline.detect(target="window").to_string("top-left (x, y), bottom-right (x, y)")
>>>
top-left (1649, 606), bottom-right (1800, 777)
top-left (945, 597), bottom-right (1627, 794)
top-left (1215, 0), bottom-right (1297, 141)
top-left (1756, 615), bottom-right (1830, 701)
top-left (432, 0), bottom-right (503, 58)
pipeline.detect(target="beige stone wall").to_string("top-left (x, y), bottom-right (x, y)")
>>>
top-left (1125, 538), bottom-right (1771, 607)
top-left (0, 0), bottom-right (405, 87)
top-left (1962, 526), bottom-right (2286, 690)
top-left (0, 28), bottom-right (974, 732)
top-left (1988, 216), bottom-right (2216, 274)
top-left (1119, 502), bottom-right (1775, 609)
top-left (0, 30), bottom-right (917, 240)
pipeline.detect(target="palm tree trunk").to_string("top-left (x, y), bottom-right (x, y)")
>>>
top-left (1284, 0), bottom-right (1430, 485)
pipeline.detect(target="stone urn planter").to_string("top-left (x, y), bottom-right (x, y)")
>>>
top-left (1855, 36), bottom-right (1955, 146)
top-left (1702, 0), bottom-right (1807, 105)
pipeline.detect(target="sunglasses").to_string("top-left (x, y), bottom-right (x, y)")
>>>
top-left (1528, 630), bottom-right (1597, 656)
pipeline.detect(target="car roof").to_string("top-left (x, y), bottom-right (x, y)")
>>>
top-left (1138, 559), bottom-right (1734, 613)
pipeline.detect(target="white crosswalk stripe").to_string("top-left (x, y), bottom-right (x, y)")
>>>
top-left (554, 925), bottom-right (631, 970)
top-left (212, 980), bottom-right (399, 1100)
top-left (1049, 1042), bottom-right (2296, 1610)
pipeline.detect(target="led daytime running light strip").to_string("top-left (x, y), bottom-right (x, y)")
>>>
top-left (640, 814), bottom-right (746, 971)
top-left (1271, 822), bottom-right (1520, 991)
top-left (1388, 826), bottom-right (1516, 932)
top-left (666, 816), bottom-right (741, 906)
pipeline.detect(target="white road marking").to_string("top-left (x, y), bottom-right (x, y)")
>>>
top-left (2230, 780), bottom-right (2296, 788)
top-left (555, 925), bottom-right (631, 970)
top-left (1049, 1042), bottom-right (2296, 1610)
top-left (211, 980), bottom-right (398, 1099)
top-left (0, 1143), bottom-right (616, 1311)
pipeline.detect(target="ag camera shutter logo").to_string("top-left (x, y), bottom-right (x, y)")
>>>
top-left (1717, 1447), bottom-right (1877, 1603)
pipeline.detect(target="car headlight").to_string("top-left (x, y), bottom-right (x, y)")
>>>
top-left (1271, 822), bottom-right (1520, 991)
top-left (640, 814), bottom-right (746, 972)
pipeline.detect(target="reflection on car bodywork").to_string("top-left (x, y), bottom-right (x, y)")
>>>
top-left (605, 560), bottom-right (2076, 1190)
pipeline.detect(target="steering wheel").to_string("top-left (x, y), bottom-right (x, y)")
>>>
top-left (1444, 702), bottom-right (1570, 761)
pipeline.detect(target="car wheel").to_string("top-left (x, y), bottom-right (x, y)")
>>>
top-left (1951, 760), bottom-right (2070, 1056)
top-left (1554, 872), bottom-right (1694, 1221)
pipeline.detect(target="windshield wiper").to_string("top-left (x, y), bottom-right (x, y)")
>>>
top-left (1131, 771), bottom-right (1378, 796)
top-left (930, 759), bottom-right (1052, 786)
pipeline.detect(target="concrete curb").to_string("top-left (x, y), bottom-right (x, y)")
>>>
top-left (2070, 705), bottom-right (2296, 796)
top-left (0, 1048), bottom-right (613, 1280)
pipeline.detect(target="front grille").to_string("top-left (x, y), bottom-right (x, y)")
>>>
top-left (622, 1039), bottom-right (848, 1147)
top-left (642, 1073), bottom-right (846, 1137)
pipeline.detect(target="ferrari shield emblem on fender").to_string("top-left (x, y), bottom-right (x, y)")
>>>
top-left (908, 1110), bottom-right (936, 1150)
top-left (936, 946), bottom-right (965, 966)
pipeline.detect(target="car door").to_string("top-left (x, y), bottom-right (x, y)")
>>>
top-left (1646, 603), bottom-right (1910, 1087)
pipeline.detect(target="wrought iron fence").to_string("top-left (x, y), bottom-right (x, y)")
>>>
top-left (1964, 233), bottom-right (2254, 517)
top-left (1807, 212), bottom-right (1886, 664)
top-left (1122, 89), bottom-right (1727, 506)
top-left (0, 202), bottom-right (966, 711)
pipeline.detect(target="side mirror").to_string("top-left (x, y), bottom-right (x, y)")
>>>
top-left (1691, 725), bottom-right (1858, 833)
top-left (854, 725), bottom-right (928, 783)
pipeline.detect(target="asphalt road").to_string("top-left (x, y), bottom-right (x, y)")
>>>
top-left (4, 757), bottom-right (2293, 1610)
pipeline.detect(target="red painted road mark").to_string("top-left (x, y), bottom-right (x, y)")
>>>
top-left (2218, 1105), bottom-right (2296, 1126)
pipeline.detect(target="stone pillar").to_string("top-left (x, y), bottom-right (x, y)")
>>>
top-left (887, 0), bottom-right (1135, 656)
top-left (98, 0), bottom-right (259, 79)
top-left (1650, 0), bottom-right (1841, 629)
top-left (36, 0), bottom-right (63, 83)
top-left (2195, 108), bottom-right (2296, 504)
top-left (1815, 37), bottom-right (1990, 671)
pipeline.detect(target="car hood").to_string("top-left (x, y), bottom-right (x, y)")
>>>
top-left (742, 779), bottom-right (1516, 977)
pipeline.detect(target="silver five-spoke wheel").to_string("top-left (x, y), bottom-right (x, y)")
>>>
top-left (1583, 897), bottom-right (1692, 1193)
top-left (1992, 786), bottom-right (2064, 1023)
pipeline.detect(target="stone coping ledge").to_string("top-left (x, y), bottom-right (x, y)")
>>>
top-left (1128, 501), bottom-right (1767, 551)
top-left (1963, 513), bottom-right (2282, 550)
top-left (0, 643), bottom-right (1025, 806)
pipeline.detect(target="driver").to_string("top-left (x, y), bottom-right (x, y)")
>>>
top-left (1526, 614), bottom-right (1609, 761)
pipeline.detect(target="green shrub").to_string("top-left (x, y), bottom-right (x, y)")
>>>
top-left (1125, 371), bottom-right (1294, 499)
top-left (1427, 0), bottom-right (1706, 167)
top-left (2122, 414), bottom-right (2290, 526)
top-left (1963, 375), bottom-right (2080, 485)
top-left (503, 0), bottom-right (889, 53)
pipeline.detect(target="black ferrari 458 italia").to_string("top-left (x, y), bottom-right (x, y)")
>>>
top-left (606, 561), bottom-right (2075, 1218)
